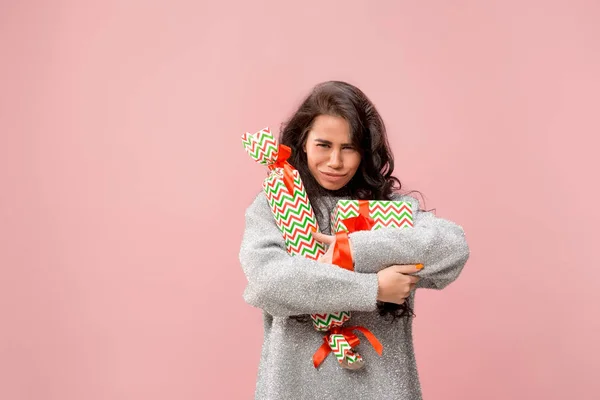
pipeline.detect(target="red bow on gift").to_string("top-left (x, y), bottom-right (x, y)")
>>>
top-left (332, 200), bottom-right (375, 271)
top-left (267, 144), bottom-right (295, 195)
top-left (312, 325), bottom-right (383, 368)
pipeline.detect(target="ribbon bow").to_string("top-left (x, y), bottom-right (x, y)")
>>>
top-left (267, 144), bottom-right (295, 195)
top-left (332, 200), bottom-right (375, 271)
top-left (312, 325), bottom-right (383, 368)
top-left (241, 128), bottom-right (296, 195)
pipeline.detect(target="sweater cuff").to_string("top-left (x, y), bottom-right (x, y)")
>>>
top-left (348, 230), bottom-right (386, 274)
top-left (350, 272), bottom-right (379, 311)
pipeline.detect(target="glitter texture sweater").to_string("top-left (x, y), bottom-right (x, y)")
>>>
top-left (239, 191), bottom-right (470, 400)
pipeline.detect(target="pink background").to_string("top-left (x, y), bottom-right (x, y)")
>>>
top-left (1, 1), bottom-right (599, 399)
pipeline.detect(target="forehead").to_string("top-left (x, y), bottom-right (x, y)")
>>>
top-left (307, 115), bottom-right (352, 143)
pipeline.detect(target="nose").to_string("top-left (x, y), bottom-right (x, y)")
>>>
top-left (327, 149), bottom-right (343, 169)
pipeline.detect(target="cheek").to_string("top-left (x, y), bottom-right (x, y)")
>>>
top-left (307, 147), bottom-right (325, 166)
top-left (349, 154), bottom-right (361, 171)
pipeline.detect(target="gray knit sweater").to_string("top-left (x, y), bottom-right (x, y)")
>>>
top-left (239, 191), bottom-right (470, 400)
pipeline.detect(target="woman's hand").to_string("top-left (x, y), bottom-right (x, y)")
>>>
top-left (313, 231), bottom-right (422, 303)
top-left (312, 231), bottom-right (355, 264)
top-left (376, 265), bottom-right (422, 304)
top-left (312, 231), bottom-right (335, 264)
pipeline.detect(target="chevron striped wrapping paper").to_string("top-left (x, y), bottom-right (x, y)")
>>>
top-left (242, 128), bottom-right (325, 258)
top-left (328, 333), bottom-right (362, 366)
top-left (316, 199), bottom-right (414, 367)
top-left (241, 128), bottom-right (355, 360)
top-left (331, 199), bottom-right (414, 233)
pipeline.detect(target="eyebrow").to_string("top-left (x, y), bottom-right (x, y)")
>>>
top-left (314, 138), bottom-right (354, 146)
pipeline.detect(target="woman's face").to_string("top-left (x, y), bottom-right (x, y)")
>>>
top-left (303, 115), bottom-right (361, 191)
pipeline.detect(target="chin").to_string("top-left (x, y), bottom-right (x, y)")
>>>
top-left (318, 179), bottom-right (348, 191)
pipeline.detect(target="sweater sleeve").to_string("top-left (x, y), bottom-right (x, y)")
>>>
top-left (238, 193), bottom-right (379, 317)
top-left (349, 195), bottom-right (470, 290)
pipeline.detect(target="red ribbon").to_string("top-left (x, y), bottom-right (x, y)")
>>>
top-left (332, 200), bottom-right (375, 270)
top-left (267, 144), bottom-right (295, 195)
top-left (312, 325), bottom-right (383, 368)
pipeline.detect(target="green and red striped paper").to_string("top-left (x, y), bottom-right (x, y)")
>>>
top-left (241, 127), bottom-right (351, 331)
top-left (331, 199), bottom-right (414, 233)
top-left (328, 334), bottom-right (362, 364)
top-left (242, 128), bottom-right (324, 258)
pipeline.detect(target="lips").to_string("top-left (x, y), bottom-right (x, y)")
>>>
top-left (320, 171), bottom-right (346, 182)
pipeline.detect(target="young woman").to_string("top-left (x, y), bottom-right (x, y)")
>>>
top-left (239, 81), bottom-right (470, 399)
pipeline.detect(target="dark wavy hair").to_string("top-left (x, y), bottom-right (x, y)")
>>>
top-left (279, 80), bottom-right (415, 322)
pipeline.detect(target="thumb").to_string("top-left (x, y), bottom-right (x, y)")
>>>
top-left (312, 231), bottom-right (336, 245)
top-left (390, 264), bottom-right (424, 274)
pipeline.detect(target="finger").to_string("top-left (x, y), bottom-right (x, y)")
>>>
top-left (389, 264), bottom-right (424, 275)
top-left (324, 242), bottom-right (335, 255)
top-left (319, 253), bottom-right (332, 264)
top-left (318, 247), bottom-right (333, 262)
top-left (312, 231), bottom-right (336, 245)
top-left (319, 242), bottom-right (335, 263)
top-left (408, 275), bottom-right (420, 284)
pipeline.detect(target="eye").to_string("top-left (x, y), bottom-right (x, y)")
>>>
top-left (342, 145), bottom-right (356, 151)
top-left (316, 143), bottom-right (330, 148)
